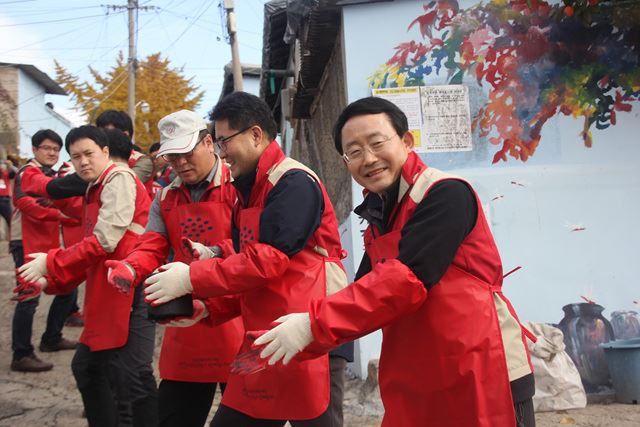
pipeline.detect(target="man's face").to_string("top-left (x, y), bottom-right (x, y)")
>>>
top-left (151, 151), bottom-right (167, 171)
top-left (341, 113), bottom-right (413, 195)
top-left (214, 119), bottom-right (262, 178)
top-left (168, 135), bottom-right (215, 185)
top-left (32, 139), bottom-right (61, 167)
top-left (69, 138), bottom-right (110, 182)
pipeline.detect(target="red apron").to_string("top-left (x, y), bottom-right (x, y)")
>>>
top-left (217, 143), bottom-right (346, 420)
top-left (80, 164), bottom-right (149, 351)
top-left (159, 167), bottom-right (244, 382)
top-left (359, 152), bottom-right (525, 426)
top-left (221, 205), bottom-right (330, 420)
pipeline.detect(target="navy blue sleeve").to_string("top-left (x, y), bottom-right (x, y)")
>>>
top-left (259, 170), bottom-right (324, 258)
top-left (46, 174), bottom-right (88, 199)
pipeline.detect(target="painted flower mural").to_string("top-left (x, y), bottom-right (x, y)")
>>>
top-left (369, 0), bottom-right (640, 163)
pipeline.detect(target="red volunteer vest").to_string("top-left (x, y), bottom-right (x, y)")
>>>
top-left (363, 152), bottom-right (532, 426)
top-left (14, 161), bottom-right (60, 254)
top-left (222, 142), bottom-right (347, 420)
top-left (81, 163), bottom-right (150, 351)
top-left (158, 160), bottom-right (244, 382)
top-left (0, 169), bottom-right (11, 197)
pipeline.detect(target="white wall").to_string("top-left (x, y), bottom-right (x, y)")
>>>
top-left (341, 0), bottom-right (640, 377)
top-left (17, 69), bottom-right (71, 161)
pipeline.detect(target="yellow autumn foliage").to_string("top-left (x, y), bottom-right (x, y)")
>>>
top-left (54, 52), bottom-right (204, 152)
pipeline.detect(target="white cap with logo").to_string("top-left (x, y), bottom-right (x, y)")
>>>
top-left (156, 110), bottom-right (207, 157)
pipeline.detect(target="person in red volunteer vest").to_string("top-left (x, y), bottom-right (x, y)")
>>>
top-left (0, 158), bottom-right (16, 229)
top-left (9, 129), bottom-right (79, 373)
top-left (105, 110), bottom-right (244, 427)
top-left (95, 109), bottom-right (155, 194)
top-left (255, 97), bottom-right (537, 427)
top-left (143, 92), bottom-right (350, 426)
top-left (17, 126), bottom-right (158, 427)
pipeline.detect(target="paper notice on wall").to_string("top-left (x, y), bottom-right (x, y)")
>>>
top-left (420, 85), bottom-right (472, 152)
top-left (371, 87), bottom-right (424, 152)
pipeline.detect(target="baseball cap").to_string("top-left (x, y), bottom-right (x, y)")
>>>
top-left (156, 110), bottom-right (208, 156)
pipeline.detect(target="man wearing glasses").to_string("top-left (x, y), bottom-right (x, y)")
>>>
top-left (106, 110), bottom-right (244, 427)
top-left (254, 97), bottom-right (536, 427)
top-left (10, 129), bottom-right (78, 372)
top-left (143, 92), bottom-right (349, 426)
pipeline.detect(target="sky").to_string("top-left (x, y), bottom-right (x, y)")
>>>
top-left (0, 0), bottom-right (269, 124)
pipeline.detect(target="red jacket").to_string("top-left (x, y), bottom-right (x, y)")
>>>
top-left (11, 160), bottom-right (61, 254)
top-left (124, 159), bottom-right (244, 382)
top-left (189, 142), bottom-right (347, 419)
top-left (45, 163), bottom-right (150, 351)
top-left (306, 152), bottom-right (532, 426)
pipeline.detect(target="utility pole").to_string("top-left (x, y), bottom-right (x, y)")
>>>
top-left (103, 2), bottom-right (158, 122)
top-left (223, 0), bottom-right (243, 91)
top-left (127, 0), bottom-right (136, 122)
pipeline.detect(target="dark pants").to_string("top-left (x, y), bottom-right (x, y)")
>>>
top-left (210, 356), bottom-right (346, 427)
top-left (0, 197), bottom-right (11, 227)
top-left (71, 289), bottom-right (158, 427)
top-left (158, 380), bottom-right (226, 427)
top-left (10, 240), bottom-right (78, 360)
top-left (515, 398), bottom-right (536, 427)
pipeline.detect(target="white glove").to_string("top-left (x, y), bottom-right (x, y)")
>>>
top-left (18, 252), bottom-right (48, 282)
top-left (165, 299), bottom-right (209, 327)
top-left (254, 313), bottom-right (313, 365)
top-left (144, 262), bottom-right (192, 305)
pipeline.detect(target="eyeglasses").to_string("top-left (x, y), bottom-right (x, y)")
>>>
top-left (214, 126), bottom-right (252, 152)
top-left (342, 135), bottom-right (395, 163)
top-left (38, 145), bottom-right (61, 153)
top-left (162, 136), bottom-right (206, 162)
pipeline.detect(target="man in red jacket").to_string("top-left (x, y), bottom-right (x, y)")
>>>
top-left (143, 92), bottom-right (349, 426)
top-left (255, 97), bottom-right (536, 427)
top-left (10, 129), bottom-right (78, 372)
top-left (17, 125), bottom-right (157, 427)
top-left (106, 110), bottom-right (244, 427)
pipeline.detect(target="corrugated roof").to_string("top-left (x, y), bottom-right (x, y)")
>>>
top-left (0, 62), bottom-right (66, 95)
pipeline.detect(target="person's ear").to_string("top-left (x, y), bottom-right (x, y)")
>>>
top-left (401, 131), bottom-right (415, 150)
top-left (103, 146), bottom-right (110, 157)
top-left (251, 126), bottom-right (264, 147)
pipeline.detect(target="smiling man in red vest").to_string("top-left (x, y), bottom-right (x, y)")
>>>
top-left (254, 97), bottom-right (536, 427)
top-left (105, 109), bottom-right (244, 427)
top-left (17, 125), bottom-right (157, 427)
top-left (143, 92), bottom-right (349, 426)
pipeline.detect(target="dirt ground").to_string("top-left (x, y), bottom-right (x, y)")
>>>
top-left (1, 242), bottom-right (639, 427)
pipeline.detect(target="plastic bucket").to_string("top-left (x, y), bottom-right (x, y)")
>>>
top-left (600, 338), bottom-right (640, 404)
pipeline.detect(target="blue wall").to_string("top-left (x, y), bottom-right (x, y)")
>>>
top-left (340, 0), bottom-right (640, 376)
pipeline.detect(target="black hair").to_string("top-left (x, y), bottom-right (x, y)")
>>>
top-left (332, 96), bottom-right (409, 154)
top-left (95, 109), bottom-right (134, 137)
top-left (104, 128), bottom-right (132, 161)
top-left (65, 125), bottom-right (108, 153)
top-left (149, 142), bottom-right (161, 153)
top-left (132, 144), bottom-right (143, 153)
top-left (209, 92), bottom-right (277, 141)
top-left (32, 129), bottom-right (63, 148)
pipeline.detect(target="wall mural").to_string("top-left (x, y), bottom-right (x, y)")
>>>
top-left (369, 0), bottom-right (640, 163)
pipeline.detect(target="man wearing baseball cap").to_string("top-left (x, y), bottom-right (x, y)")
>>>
top-left (106, 110), bottom-right (244, 427)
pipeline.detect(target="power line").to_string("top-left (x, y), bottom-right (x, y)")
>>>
top-left (0, 13), bottom-right (124, 28)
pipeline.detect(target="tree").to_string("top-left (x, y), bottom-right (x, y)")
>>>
top-left (55, 52), bottom-right (204, 151)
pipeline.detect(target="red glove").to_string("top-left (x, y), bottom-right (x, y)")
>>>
top-left (230, 330), bottom-right (269, 376)
top-left (12, 274), bottom-right (47, 302)
top-left (158, 299), bottom-right (208, 327)
top-left (105, 260), bottom-right (137, 294)
top-left (59, 213), bottom-right (81, 227)
top-left (180, 237), bottom-right (221, 262)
